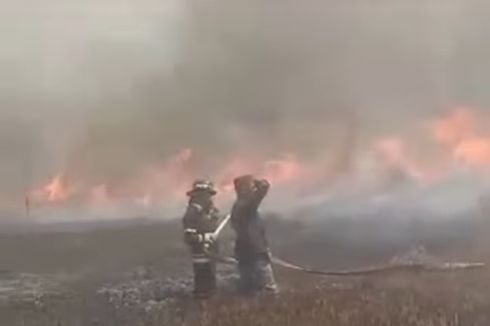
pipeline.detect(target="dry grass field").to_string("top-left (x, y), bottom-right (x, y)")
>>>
top-left (1, 215), bottom-right (489, 326)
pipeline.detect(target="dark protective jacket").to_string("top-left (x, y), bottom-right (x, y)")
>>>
top-left (182, 195), bottom-right (220, 254)
top-left (230, 179), bottom-right (270, 262)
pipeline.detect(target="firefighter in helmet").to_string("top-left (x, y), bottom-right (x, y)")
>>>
top-left (182, 179), bottom-right (221, 298)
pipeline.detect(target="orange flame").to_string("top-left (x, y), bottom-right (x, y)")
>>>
top-left (373, 137), bottom-right (426, 180)
top-left (432, 108), bottom-right (476, 146)
top-left (453, 137), bottom-right (490, 166)
top-left (432, 108), bottom-right (490, 169)
top-left (215, 157), bottom-right (257, 193)
top-left (262, 154), bottom-right (303, 184)
top-left (26, 107), bottom-right (490, 215)
top-left (42, 174), bottom-right (72, 203)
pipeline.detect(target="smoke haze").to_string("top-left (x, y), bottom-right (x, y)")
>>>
top-left (1, 0), bottom-right (490, 218)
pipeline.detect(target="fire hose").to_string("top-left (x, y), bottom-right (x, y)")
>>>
top-left (212, 213), bottom-right (232, 240)
top-left (210, 214), bottom-right (486, 276)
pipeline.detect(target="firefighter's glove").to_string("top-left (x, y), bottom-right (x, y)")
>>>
top-left (203, 233), bottom-right (215, 244)
top-left (184, 229), bottom-right (202, 244)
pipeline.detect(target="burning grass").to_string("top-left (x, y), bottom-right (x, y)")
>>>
top-left (21, 107), bottom-right (490, 221)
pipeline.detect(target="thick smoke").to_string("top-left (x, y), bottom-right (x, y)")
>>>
top-left (1, 0), bottom-right (490, 218)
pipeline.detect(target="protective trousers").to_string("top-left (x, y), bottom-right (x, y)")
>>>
top-left (192, 252), bottom-right (217, 298)
top-left (238, 256), bottom-right (277, 295)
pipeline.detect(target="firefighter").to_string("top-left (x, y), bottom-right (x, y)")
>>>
top-left (182, 179), bottom-right (221, 299)
top-left (230, 175), bottom-right (278, 295)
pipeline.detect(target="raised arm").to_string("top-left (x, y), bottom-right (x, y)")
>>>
top-left (255, 179), bottom-right (270, 202)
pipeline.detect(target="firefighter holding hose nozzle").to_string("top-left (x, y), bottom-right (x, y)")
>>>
top-left (182, 179), bottom-right (221, 299)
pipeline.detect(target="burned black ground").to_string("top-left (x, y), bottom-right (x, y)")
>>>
top-left (1, 214), bottom-right (489, 326)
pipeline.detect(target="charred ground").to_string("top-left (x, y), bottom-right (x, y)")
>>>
top-left (1, 213), bottom-right (489, 326)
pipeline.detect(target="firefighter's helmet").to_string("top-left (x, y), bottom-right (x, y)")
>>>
top-left (187, 179), bottom-right (217, 196)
